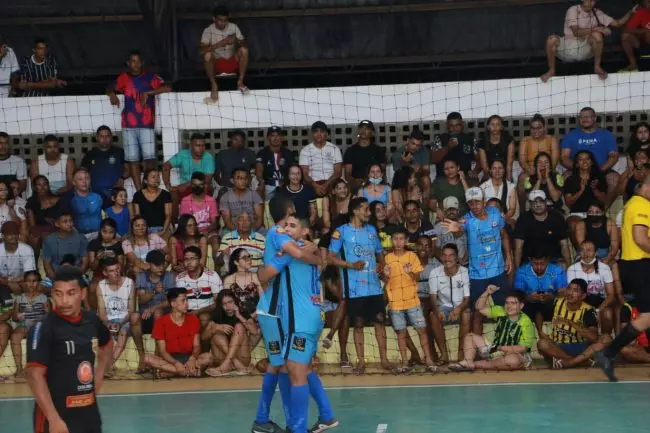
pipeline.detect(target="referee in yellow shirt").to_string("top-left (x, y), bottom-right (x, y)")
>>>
top-left (595, 174), bottom-right (650, 381)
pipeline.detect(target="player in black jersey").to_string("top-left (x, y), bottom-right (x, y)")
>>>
top-left (26, 267), bottom-right (113, 433)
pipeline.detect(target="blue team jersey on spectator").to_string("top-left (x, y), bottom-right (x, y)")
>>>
top-left (328, 223), bottom-right (383, 298)
top-left (513, 262), bottom-right (567, 295)
top-left (561, 128), bottom-right (617, 167)
top-left (257, 224), bottom-right (292, 315)
top-left (461, 206), bottom-right (505, 280)
top-left (104, 206), bottom-right (130, 237)
top-left (64, 191), bottom-right (104, 234)
top-left (270, 254), bottom-right (324, 335)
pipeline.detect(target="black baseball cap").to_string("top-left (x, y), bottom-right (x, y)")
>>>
top-left (358, 120), bottom-right (375, 131)
top-left (267, 126), bottom-right (283, 135)
top-left (409, 128), bottom-right (425, 141)
top-left (146, 249), bottom-right (166, 266)
top-left (311, 121), bottom-right (328, 132)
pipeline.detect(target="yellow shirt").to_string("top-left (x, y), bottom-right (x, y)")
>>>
top-left (621, 195), bottom-right (650, 261)
top-left (384, 251), bottom-right (423, 311)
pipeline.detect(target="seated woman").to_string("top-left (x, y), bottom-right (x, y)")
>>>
top-left (567, 240), bottom-right (619, 335)
top-left (517, 114), bottom-right (560, 202)
top-left (9, 270), bottom-right (49, 379)
top-left (169, 214), bottom-right (208, 273)
top-left (521, 152), bottom-right (564, 212)
top-left (132, 168), bottom-right (173, 239)
top-left (626, 121), bottom-right (650, 160)
top-left (26, 175), bottom-right (62, 260)
top-left (480, 159), bottom-right (519, 225)
top-left (222, 248), bottom-right (261, 318)
top-left (391, 166), bottom-right (422, 223)
top-left (574, 202), bottom-right (621, 264)
top-left (615, 148), bottom-right (650, 203)
top-left (205, 289), bottom-right (259, 377)
top-left (477, 115), bottom-right (515, 181)
top-left (357, 164), bottom-right (393, 215)
top-left (322, 178), bottom-right (351, 234)
top-left (369, 201), bottom-right (399, 251)
top-left (564, 150), bottom-right (607, 234)
top-left (122, 216), bottom-right (168, 277)
top-left (87, 218), bottom-right (125, 310)
top-left (0, 180), bottom-right (28, 241)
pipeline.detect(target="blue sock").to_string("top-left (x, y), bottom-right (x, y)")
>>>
top-left (278, 372), bottom-right (292, 425)
top-left (255, 372), bottom-right (279, 424)
top-left (307, 371), bottom-right (334, 421)
top-left (289, 384), bottom-right (310, 433)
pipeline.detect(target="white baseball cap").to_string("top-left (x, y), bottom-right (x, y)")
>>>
top-left (443, 196), bottom-right (460, 210)
top-left (528, 190), bottom-right (547, 202)
top-left (465, 187), bottom-right (484, 202)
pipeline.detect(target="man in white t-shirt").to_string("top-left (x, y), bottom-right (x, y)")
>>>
top-left (0, 221), bottom-right (35, 294)
top-left (0, 132), bottom-right (28, 196)
top-left (299, 121), bottom-right (343, 197)
top-left (200, 5), bottom-right (249, 102)
top-left (428, 243), bottom-right (471, 363)
top-left (541, 1), bottom-right (636, 82)
top-left (0, 39), bottom-right (20, 98)
top-left (175, 245), bottom-right (223, 320)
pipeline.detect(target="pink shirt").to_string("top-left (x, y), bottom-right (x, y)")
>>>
top-left (122, 234), bottom-right (167, 260)
top-left (179, 195), bottom-right (219, 234)
top-left (563, 5), bottom-right (613, 39)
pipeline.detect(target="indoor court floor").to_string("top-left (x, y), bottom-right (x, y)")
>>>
top-left (1, 369), bottom-right (649, 433)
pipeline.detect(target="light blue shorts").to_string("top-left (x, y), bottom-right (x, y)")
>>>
top-left (390, 306), bottom-right (427, 331)
top-left (123, 128), bottom-right (156, 162)
top-left (283, 331), bottom-right (320, 366)
top-left (258, 314), bottom-right (285, 368)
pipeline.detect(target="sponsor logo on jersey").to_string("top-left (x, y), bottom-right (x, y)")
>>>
top-left (77, 361), bottom-right (94, 385)
top-left (331, 230), bottom-right (341, 240)
top-left (66, 392), bottom-right (95, 408)
top-left (268, 340), bottom-right (281, 354)
top-left (292, 336), bottom-right (306, 352)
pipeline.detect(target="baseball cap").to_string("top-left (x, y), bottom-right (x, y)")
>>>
top-left (267, 125), bottom-right (283, 135)
top-left (409, 128), bottom-right (425, 141)
top-left (442, 196), bottom-right (460, 210)
top-left (528, 190), bottom-right (547, 202)
top-left (358, 120), bottom-right (375, 131)
top-left (146, 249), bottom-right (166, 266)
top-left (465, 187), bottom-right (484, 202)
top-left (311, 121), bottom-right (328, 132)
top-left (1, 221), bottom-right (19, 236)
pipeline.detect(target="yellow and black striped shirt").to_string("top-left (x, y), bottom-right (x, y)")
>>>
top-left (551, 298), bottom-right (598, 344)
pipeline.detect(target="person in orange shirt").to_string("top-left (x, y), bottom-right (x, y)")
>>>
top-left (383, 229), bottom-right (436, 373)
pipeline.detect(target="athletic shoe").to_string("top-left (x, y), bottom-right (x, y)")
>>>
top-left (310, 418), bottom-right (340, 433)
top-left (593, 351), bottom-right (618, 382)
top-left (252, 420), bottom-right (284, 433)
top-left (552, 357), bottom-right (563, 369)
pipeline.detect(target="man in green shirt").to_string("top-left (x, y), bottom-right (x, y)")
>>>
top-left (450, 286), bottom-right (536, 371)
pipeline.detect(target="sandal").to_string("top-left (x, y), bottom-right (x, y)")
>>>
top-left (425, 364), bottom-right (439, 373)
top-left (392, 366), bottom-right (412, 375)
top-left (448, 363), bottom-right (474, 372)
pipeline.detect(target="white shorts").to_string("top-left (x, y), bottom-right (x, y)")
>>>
top-left (557, 37), bottom-right (593, 63)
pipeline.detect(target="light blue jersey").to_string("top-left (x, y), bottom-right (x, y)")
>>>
top-left (257, 224), bottom-right (293, 315)
top-left (461, 206), bottom-right (505, 280)
top-left (328, 223), bottom-right (383, 298)
top-left (514, 263), bottom-right (567, 295)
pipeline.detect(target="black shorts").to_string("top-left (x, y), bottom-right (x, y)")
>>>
top-left (172, 353), bottom-right (190, 364)
top-left (346, 294), bottom-right (386, 326)
top-left (35, 404), bottom-right (102, 433)
top-left (523, 300), bottom-right (554, 322)
top-left (619, 259), bottom-right (650, 313)
top-left (142, 317), bottom-right (154, 334)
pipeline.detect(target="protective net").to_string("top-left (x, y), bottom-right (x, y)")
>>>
top-left (0, 72), bottom-right (647, 380)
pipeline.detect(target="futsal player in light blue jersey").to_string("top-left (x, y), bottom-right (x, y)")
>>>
top-left (441, 186), bottom-right (514, 331)
top-left (253, 195), bottom-right (335, 433)
top-left (264, 215), bottom-right (338, 433)
top-left (328, 197), bottom-right (392, 374)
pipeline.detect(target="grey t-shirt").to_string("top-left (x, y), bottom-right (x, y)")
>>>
top-left (42, 231), bottom-right (88, 272)
top-left (136, 271), bottom-right (176, 312)
top-left (432, 223), bottom-right (468, 263)
top-left (219, 189), bottom-right (263, 220)
top-left (391, 146), bottom-right (430, 172)
top-left (418, 260), bottom-right (442, 297)
top-left (215, 148), bottom-right (256, 187)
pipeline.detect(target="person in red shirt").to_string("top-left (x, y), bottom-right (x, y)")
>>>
top-left (622, 0), bottom-right (650, 71)
top-left (107, 51), bottom-right (171, 191)
top-left (143, 287), bottom-right (213, 376)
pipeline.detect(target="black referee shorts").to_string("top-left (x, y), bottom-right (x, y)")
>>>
top-left (619, 259), bottom-right (650, 313)
top-left (35, 404), bottom-right (102, 433)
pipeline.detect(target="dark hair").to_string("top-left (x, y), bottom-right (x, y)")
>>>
top-left (190, 132), bottom-right (204, 141)
top-left (0, 180), bottom-right (15, 201)
top-left (101, 257), bottom-right (119, 268)
top-left (43, 134), bottom-right (58, 144)
top-left (580, 106), bottom-right (596, 116)
top-left (53, 266), bottom-right (86, 288)
top-left (57, 211), bottom-right (73, 220)
top-left (130, 215), bottom-right (148, 233)
top-left (368, 200), bottom-right (386, 227)
top-left (331, 178), bottom-right (348, 194)
top-left (213, 289), bottom-right (240, 323)
top-left (530, 247), bottom-right (550, 260)
top-left (533, 151), bottom-right (552, 170)
top-left (231, 167), bottom-right (248, 178)
top-left (167, 287), bottom-right (186, 304)
top-left (391, 227), bottom-right (407, 238)
top-left (486, 197), bottom-right (506, 213)
top-left (569, 278), bottom-right (588, 294)
top-left (283, 163), bottom-right (303, 184)
top-left (228, 247), bottom-right (248, 275)
top-left (486, 114), bottom-right (504, 130)
top-left (191, 172), bottom-right (205, 182)
top-left (96, 125), bottom-right (112, 135)
top-left (142, 167), bottom-right (160, 186)
top-left (269, 194), bottom-right (294, 223)
top-left (447, 112), bottom-right (463, 122)
top-left (99, 218), bottom-right (118, 240)
top-left (504, 290), bottom-right (525, 303)
top-left (31, 175), bottom-right (53, 196)
top-left (320, 265), bottom-right (341, 303)
top-left (212, 5), bottom-right (230, 17)
top-left (572, 150), bottom-right (602, 182)
top-left (0, 132), bottom-right (8, 139)
top-left (34, 37), bottom-right (47, 47)
top-left (442, 243), bottom-right (459, 255)
top-left (61, 254), bottom-right (77, 266)
top-left (127, 49), bottom-right (142, 61)
top-left (391, 166), bottom-right (415, 190)
top-left (111, 187), bottom-right (126, 199)
top-left (530, 114), bottom-right (546, 126)
top-left (403, 199), bottom-right (420, 211)
top-left (489, 158), bottom-right (506, 169)
top-left (183, 245), bottom-right (202, 259)
top-left (174, 214), bottom-right (202, 242)
top-left (24, 270), bottom-right (41, 281)
top-left (588, 200), bottom-right (605, 213)
top-left (348, 197), bottom-right (368, 217)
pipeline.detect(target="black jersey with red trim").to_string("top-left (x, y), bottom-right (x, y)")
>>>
top-left (26, 310), bottom-right (110, 413)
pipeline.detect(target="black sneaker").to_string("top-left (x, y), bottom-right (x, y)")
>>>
top-left (252, 421), bottom-right (284, 433)
top-left (310, 418), bottom-right (340, 433)
top-left (594, 351), bottom-right (618, 382)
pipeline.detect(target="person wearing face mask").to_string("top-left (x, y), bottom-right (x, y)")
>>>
top-left (343, 120), bottom-right (387, 190)
top-left (615, 148), bottom-right (650, 203)
top-left (567, 240), bottom-right (619, 336)
top-left (357, 164), bottom-right (393, 214)
top-left (575, 202), bottom-right (620, 263)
